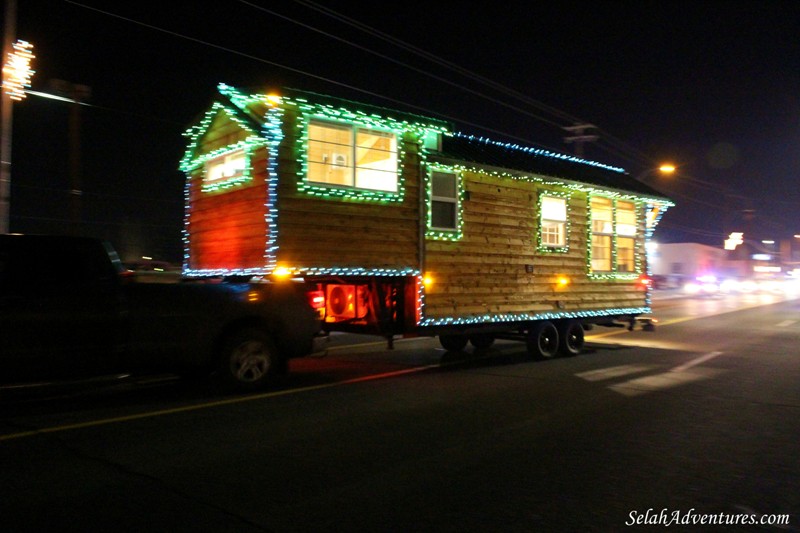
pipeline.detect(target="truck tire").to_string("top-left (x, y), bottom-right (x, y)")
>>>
top-left (558, 320), bottom-right (584, 356)
top-left (469, 333), bottom-right (495, 349)
top-left (527, 321), bottom-right (559, 359)
top-left (439, 334), bottom-right (468, 352)
top-left (217, 327), bottom-right (281, 391)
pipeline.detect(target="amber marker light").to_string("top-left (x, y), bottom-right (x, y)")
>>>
top-left (272, 266), bottom-right (293, 279)
top-left (557, 276), bottom-right (570, 287)
top-left (423, 274), bottom-right (434, 287)
top-left (265, 93), bottom-right (282, 105)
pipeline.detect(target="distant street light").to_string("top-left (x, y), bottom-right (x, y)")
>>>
top-left (658, 164), bottom-right (676, 174)
top-left (635, 163), bottom-right (676, 181)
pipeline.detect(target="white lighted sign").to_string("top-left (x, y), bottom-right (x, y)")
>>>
top-left (753, 266), bottom-right (781, 273)
top-left (724, 232), bottom-right (744, 250)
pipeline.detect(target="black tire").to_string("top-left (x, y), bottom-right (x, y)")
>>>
top-left (527, 321), bottom-right (559, 359)
top-left (217, 327), bottom-right (281, 392)
top-left (439, 334), bottom-right (468, 352)
top-left (469, 333), bottom-right (495, 349)
top-left (558, 320), bottom-right (585, 356)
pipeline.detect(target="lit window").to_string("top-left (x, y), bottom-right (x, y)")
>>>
top-left (205, 150), bottom-right (246, 186)
top-left (307, 122), bottom-right (352, 187)
top-left (307, 120), bottom-right (398, 192)
top-left (355, 129), bottom-right (398, 192)
top-left (617, 237), bottom-right (636, 272)
top-left (616, 201), bottom-right (637, 236)
top-left (591, 197), bottom-right (613, 272)
top-left (616, 201), bottom-right (637, 272)
top-left (430, 171), bottom-right (458, 231)
top-left (540, 196), bottom-right (567, 248)
top-left (590, 197), bottom-right (640, 274)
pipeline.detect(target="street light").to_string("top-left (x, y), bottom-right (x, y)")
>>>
top-left (635, 163), bottom-right (676, 182)
top-left (658, 164), bottom-right (676, 174)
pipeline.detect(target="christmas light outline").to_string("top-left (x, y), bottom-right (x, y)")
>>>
top-left (179, 84), bottom-right (674, 308)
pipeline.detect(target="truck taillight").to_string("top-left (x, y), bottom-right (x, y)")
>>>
top-left (307, 290), bottom-right (325, 309)
top-left (638, 275), bottom-right (653, 288)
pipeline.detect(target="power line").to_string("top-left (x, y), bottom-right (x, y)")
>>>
top-left (64, 1), bottom-right (794, 230)
top-left (64, 1), bottom-right (569, 153)
top-left (284, 0), bottom-right (658, 167)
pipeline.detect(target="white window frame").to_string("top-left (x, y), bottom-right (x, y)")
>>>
top-left (429, 170), bottom-right (459, 232)
top-left (540, 195), bottom-right (568, 249)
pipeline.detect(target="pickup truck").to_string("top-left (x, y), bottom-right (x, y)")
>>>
top-left (0, 234), bottom-right (327, 391)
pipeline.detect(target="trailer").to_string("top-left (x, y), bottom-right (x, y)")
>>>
top-left (180, 83), bottom-right (673, 358)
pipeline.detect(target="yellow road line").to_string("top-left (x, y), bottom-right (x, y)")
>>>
top-left (3, 298), bottom-right (792, 442)
top-left (0, 363), bottom-right (447, 442)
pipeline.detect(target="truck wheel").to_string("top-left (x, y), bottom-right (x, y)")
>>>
top-left (558, 320), bottom-right (584, 356)
top-left (439, 334), bottom-right (468, 352)
top-left (527, 321), bottom-right (559, 359)
top-left (217, 328), bottom-right (280, 391)
top-left (469, 333), bottom-right (495, 349)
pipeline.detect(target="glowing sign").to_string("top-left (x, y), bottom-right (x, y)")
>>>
top-left (753, 266), bottom-right (781, 273)
top-left (724, 232), bottom-right (744, 250)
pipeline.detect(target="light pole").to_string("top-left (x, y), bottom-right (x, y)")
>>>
top-left (0, 0), bottom-right (17, 234)
top-left (50, 79), bottom-right (91, 232)
top-left (1, 0), bottom-right (35, 234)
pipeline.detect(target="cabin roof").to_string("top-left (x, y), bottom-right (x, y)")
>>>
top-left (278, 87), bottom-right (452, 130)
top-left (432, 133), bottom-right (670, 200)
top-left (199, 83), bottom-right (671, 203)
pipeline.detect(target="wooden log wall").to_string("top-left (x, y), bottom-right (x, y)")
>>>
top-left (186, 112), bottom-right (268, 272)
top-left (423, 170), bottom-right (648, 321)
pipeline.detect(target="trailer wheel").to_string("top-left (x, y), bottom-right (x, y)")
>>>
top-left (469, 333), bottom-right (495, 349)
top-left (439, 334), bottom-right (468, 352)
top-left (558, 320), bottom-right (585, 356)
top-left (527, 321), bottom-right (559, 359)
top-left (216, 327), bottom-right (280, 392)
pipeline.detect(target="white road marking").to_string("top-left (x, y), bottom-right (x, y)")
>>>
top-left (776, 320), bottom-right (796, 328)
top-left (575, 364), bottom-right (657, 382)
top-left (581, 352), bottom-right (728, 397)
top-left (608, 367), bottom-right (724, 397)
top-left (670, 351), bottom-right (724, 373)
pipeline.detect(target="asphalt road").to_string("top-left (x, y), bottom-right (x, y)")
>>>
top-left (1, 291), bottom-right (798, 532)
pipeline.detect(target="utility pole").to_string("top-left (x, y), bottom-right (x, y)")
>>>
top-left (562, 123), bottom-right (598, 158)
top-left (50, 79), bottom-right (91, 233)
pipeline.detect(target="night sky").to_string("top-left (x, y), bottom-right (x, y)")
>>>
top-left (7, 0), bottom-right (800, 262)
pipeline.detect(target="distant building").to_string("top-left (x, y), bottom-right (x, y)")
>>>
top-left (649, 243), bottom-right (726, 282)
top-left (650, 241), bottom-right (788, 282)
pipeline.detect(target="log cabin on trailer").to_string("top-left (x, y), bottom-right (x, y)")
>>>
top-left (180, 83), bottom-right (674, 357)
